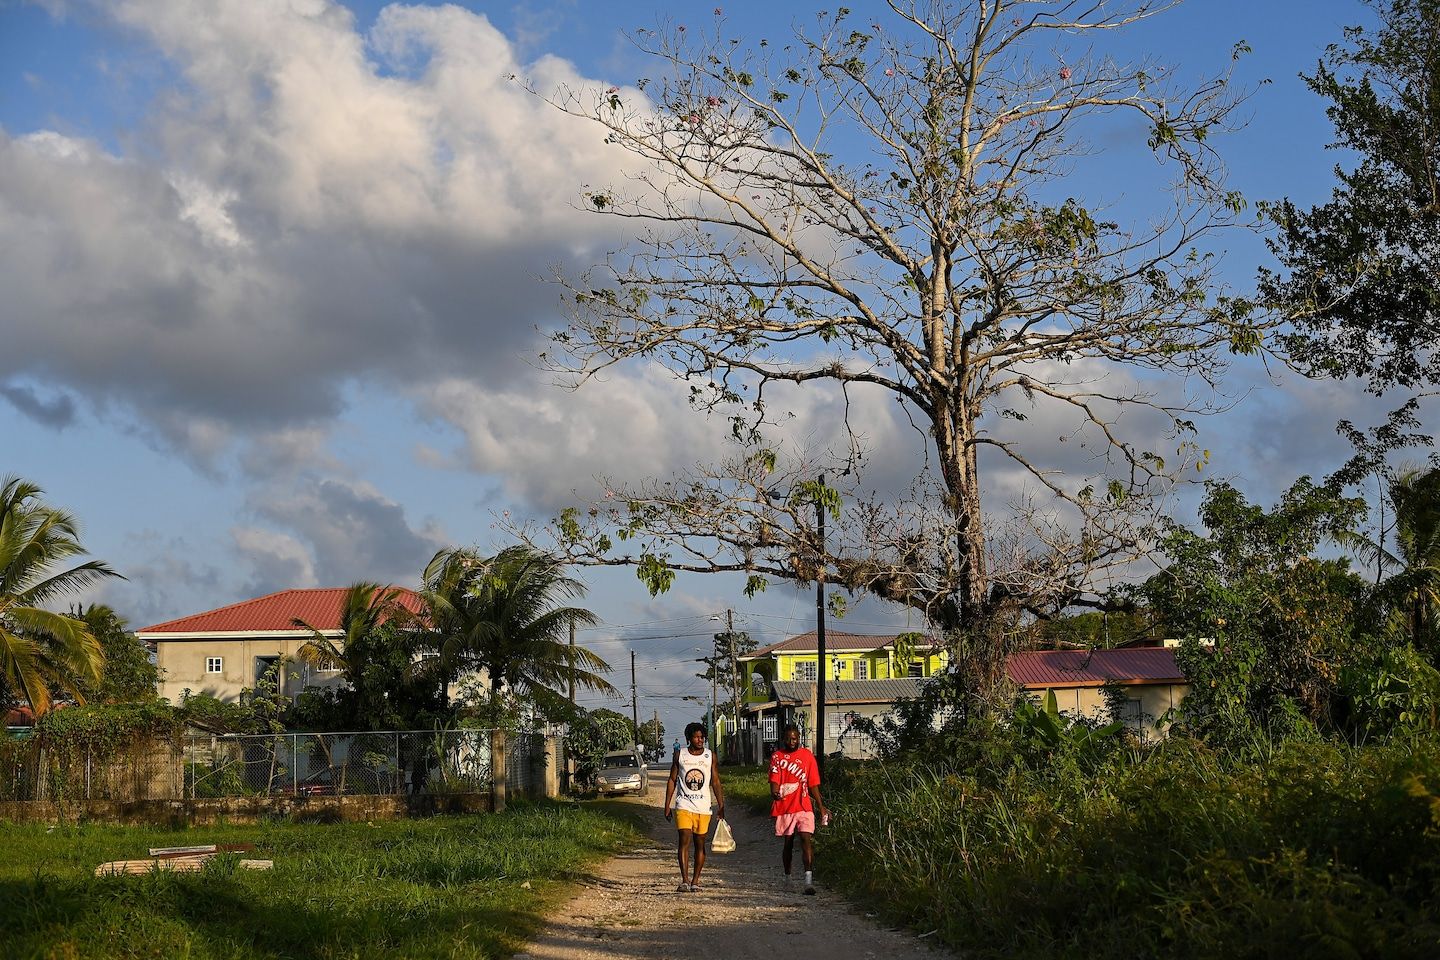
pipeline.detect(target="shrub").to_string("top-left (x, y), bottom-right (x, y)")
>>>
top-left (819, 736), bottom-right (1440, 959)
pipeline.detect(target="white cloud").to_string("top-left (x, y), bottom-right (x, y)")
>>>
top-left (1, 0), bottom-right (644, 460)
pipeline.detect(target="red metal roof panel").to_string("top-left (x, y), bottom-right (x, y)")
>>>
top-left (1006, 647), bottom-right (1184, 688)
top-left (137, 587), bottom-right (424, 635)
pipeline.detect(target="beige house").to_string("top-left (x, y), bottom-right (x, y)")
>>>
top-left (137, 587), bottom-right (425, 703)
top-left (1007, 646), bottom-right (1190, 739)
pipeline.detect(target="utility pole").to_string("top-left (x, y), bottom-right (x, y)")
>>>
top-left (727, 608), bottom-right (739, 760)
top-left (815, 472), bottom-right (828, 776)
top-left (630, 650), bottom-right (639, 746)
top-left (710, 652), bottom-right (718, 749)
top-left (568, 620), bottom-right (576, 706)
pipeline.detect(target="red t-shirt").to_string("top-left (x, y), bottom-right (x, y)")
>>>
top-left (769, 746), bottom-right (820, 816)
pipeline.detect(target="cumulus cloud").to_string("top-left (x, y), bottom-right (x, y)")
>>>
top-left (0, 380), bottom-right (76, 429)
top-left (235, 477), bottom-right (447, 590)
top-left (0, 0), bottom-right (641, 462)
top-left (81, 531), bottom-right (226, 628)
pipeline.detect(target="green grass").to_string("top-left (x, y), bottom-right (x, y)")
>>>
top-left (0, 800), bottom-right (646, 960)
top-left (718, 765), bottom-right (771, 814)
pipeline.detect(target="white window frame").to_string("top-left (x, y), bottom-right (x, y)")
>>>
top-left (853, 660), bottom-right (869, 680)
top-left (205, 656), bottom-right (223, 674)
top-left (313, 656), bottom-right (342, 673)
top-left (794, 661), bottom-right (817, 682)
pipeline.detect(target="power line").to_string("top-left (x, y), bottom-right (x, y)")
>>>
top-left (576, 615), bottom-right (722, 632)
top-left (734, 610), bottom-right (916, 631)
top-left (585, 630), bottom-right (723, 644)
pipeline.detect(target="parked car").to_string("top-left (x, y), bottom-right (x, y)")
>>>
top-left (595, 748), bottom-right (649, 797)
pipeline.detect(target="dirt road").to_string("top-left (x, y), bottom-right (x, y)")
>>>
top-left (513, 786), bottom-right (950, 960)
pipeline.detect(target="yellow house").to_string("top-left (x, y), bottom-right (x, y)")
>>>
top-left (736, 634), bottom-right (1191, 758)
top-left (737, 632), bottom-right (949, 760)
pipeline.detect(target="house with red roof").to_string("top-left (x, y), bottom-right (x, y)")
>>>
top-left (1006, 646), bottom-right (1189, 740)
top-left (737, 633), bottom-right (1190, 758)
top-left (136, 587), bottom-right (425, 704)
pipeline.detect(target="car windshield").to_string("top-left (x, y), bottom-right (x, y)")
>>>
top-left (604, 754), bottom-right (638, 768)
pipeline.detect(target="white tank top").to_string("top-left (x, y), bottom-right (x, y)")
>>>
top-left (673, 747), bottom-right (713, 813)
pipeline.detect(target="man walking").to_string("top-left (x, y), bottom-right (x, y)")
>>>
top-left (664, 721), bottom-right (725, 892)
top-left (769, 722), bottom-right (828, 895)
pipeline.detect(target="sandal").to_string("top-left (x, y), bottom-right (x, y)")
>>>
top-left (677, 882), bottom-right (691, 892)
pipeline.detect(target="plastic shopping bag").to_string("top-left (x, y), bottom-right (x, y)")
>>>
top-left (711, 818), bottom-right (736, 853)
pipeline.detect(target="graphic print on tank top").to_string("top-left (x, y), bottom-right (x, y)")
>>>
top-left (674, 748), bottom-right (713, 812)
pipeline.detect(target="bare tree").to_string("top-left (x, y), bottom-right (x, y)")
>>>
top-left (520, 2), bottom-right (1262, 657)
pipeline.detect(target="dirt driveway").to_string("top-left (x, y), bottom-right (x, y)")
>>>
top-left (513, 787), bottom-right (950, 960)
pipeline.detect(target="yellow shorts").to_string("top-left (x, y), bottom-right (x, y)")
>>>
top-left (674, 809), bottom-right (711, 834)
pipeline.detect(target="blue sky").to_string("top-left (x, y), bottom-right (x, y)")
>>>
top-left (2, 0), bottom-right (1421, 739)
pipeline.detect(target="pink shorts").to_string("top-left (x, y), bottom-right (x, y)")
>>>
top-left (774, 811), bottom-right (815, 836)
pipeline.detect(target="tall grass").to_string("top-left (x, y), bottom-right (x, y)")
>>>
top-left (0, 800), bottom-right (644, 959)
top-left (819, 738), bottom-right (1440, 959)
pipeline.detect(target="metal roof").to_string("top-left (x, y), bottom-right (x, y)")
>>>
top-left (136, 587), bottom-right (425, 636)
top-left (1006, 647), bottom-right (1184, 688)
top-left (744, 631), bottom-right (939, 659)
top-left (768, 678), bottom-right (930, 705)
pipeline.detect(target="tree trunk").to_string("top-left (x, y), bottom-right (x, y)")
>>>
top-left (933, 392), bottom-right (988, 632)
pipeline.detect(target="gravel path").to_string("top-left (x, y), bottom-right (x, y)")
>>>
top-left (514, 787), bottom-right (951, 960)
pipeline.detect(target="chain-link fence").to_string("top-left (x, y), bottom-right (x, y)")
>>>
top-left (1, 729), bottom-right (559, 802)
top-left (0, 735), bottom-right (182, 802)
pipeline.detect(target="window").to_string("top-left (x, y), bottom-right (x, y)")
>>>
top-left (205, 657), bottom-right (223, 674)
top-left (794, 661), bottom-right (817, 682)
top-left (853, 660), bottom-right (869, 680)
top-left (907, 660), bottom-right (925, 678)
top-left (1116, 698), bottom-right (1143, 725)
top-left (313, 656), bottom-right (341, 673)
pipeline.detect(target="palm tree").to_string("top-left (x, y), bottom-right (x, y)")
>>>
top-left (293, 582), bottom-right (409, 675)
top-left (0, 476), bottom-right (121, 714)
top-left (1344, 466), bottom-right (1440, 657)
top-left (1386, 467), bottom-right (1440, 656)
top-left (421, 546), bottom-right (615, 716)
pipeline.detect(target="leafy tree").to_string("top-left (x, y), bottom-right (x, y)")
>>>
top-left (1139, 479), bottom-right (1370, 746)
top-left (1374, 466), bottom-right (1440, 658)
top-left (421, 546), bottom-right (616, 717)
top-left (563, 706), bottom-right (636, 785)
top-left (526, 1), bottom-right (1260, 676)
top-left (636, 714), bottom-right (665, 758)
top-left (1033, 610), bottom-right (1152, 649)
top-left (65, 604), bottom-right (160, 703)
top-left (1327, 465), bottom-right (1440, 737)
top-left (292, 582), bottom-right (407, 678)
top-left (1262, 0), bottom-right (1440, 394)
top-left (0, 476), bottom-right (121, 714)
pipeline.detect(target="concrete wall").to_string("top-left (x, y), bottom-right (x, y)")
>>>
top-left (0, 792), bottom-right (493, 826)
top-left (156, 636), bottom-right (346, 703)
